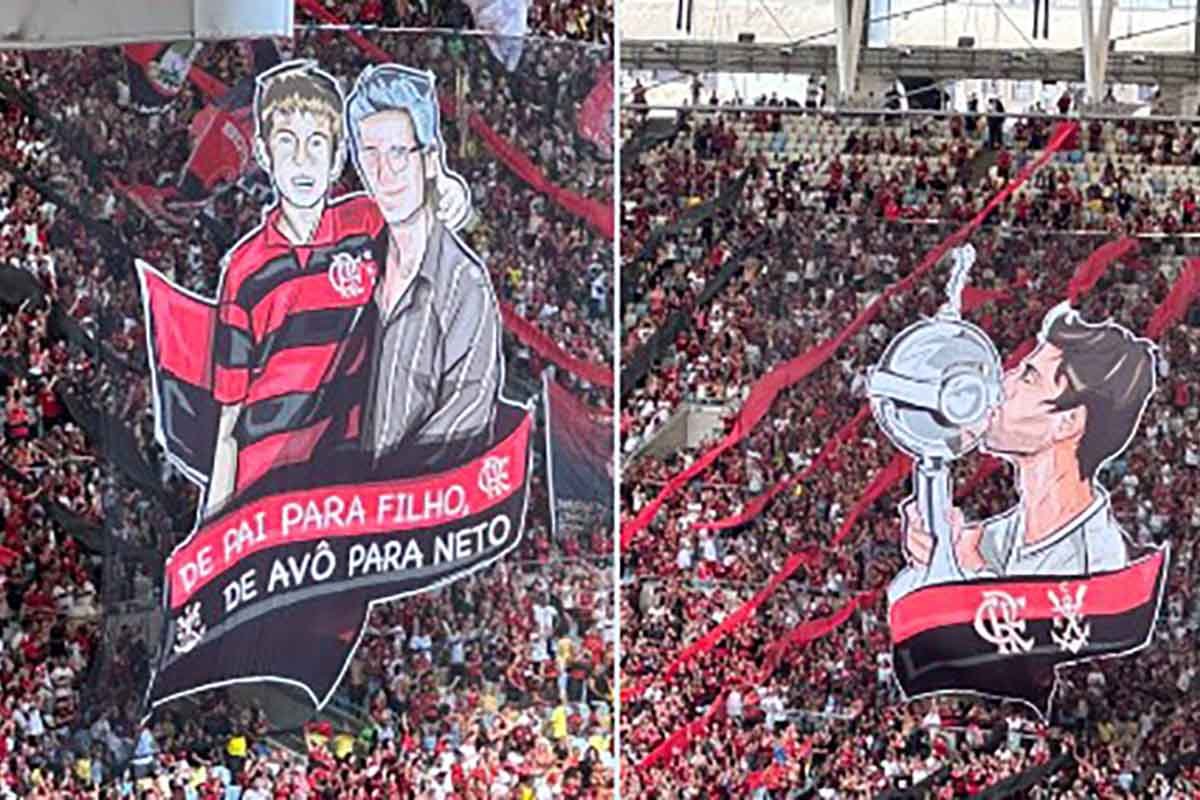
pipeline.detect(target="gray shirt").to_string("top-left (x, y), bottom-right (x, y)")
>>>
top-left (974, 488), bottom-right (1129, 578)
top-left (363, 221), bottom-right (500, 463)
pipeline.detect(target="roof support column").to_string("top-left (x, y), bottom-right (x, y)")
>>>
top-left (1080, 0), bottom-right (1117, 102)
top-left (835, 0), bottom-right (868, 99)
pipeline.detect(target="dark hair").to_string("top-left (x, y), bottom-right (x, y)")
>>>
top-left (1044, 309), bottom-right (1156, 481)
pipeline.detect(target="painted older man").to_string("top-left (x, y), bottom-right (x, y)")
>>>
top-left (346, 64), bottom-right (501, 469)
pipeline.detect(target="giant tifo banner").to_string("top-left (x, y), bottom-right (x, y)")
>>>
top-left (137, 60), bottom-right (533, 710)
top-left (869, 245), bottom-right (1168, 715)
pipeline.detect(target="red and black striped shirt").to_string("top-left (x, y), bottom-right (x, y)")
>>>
top-left (213, 194), bottom-right (384, 495)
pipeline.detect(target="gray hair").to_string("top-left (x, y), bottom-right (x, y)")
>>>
top-left (345, 64), bottom-right (440, 155)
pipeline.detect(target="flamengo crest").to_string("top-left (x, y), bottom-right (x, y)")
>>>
top-left (1048, 583), bottom-right (1091, 654)
top-left (328, 250), bottom-right (368, 299)
top-left (974, 590), bottom-right (1035, 655)
top-left (173, 602), bottom-right (206, 655)
top-left (478, 456), bottom-right (511, 499)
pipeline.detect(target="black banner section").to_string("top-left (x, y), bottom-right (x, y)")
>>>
top-left (626, 168), bottom-right (750, 285)
top-left (621, 113), bottom-right (688, 168)
top-left (977, 752), bottom-right (1074, 798)
top-left (543, 373), bottom-right (613, 539)
top-left (152, 412), bottom-right (531, 709)
top-left (890, 550), bottom-right (1168, 715)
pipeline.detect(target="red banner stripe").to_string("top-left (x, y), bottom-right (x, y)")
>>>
top-left (244, 343), bottom-right (344, 406)
top-left (234, 417), bottom-right (334, 494)
top-left (500, 303), bottom-right (613, 388)
top-left (213, 363), bottom-right (250, 406)
top-left (888, 550), bottom-right (1165, 645)
top-left (1146, 258), bottom-right (1200, 340)
top-left (247, 271), bottom-right (375, 340)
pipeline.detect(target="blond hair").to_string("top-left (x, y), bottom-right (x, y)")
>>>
top-left (255, 62), bottom-right (344, 152)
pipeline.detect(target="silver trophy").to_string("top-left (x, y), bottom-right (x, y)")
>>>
top-left (867, 245), bottom-right (1004, 602)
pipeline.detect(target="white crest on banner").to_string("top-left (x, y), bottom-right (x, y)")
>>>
top-left (327, 250), bottom-right (368, 299)
top-left (1048, 583), bottom-right (1091, 654)
top-left (479, 455), bottom-right (512, 499)
top-left (973, 591), bottom-right (1035, 655)
top-left (172, 602), bottom-right (206, 655)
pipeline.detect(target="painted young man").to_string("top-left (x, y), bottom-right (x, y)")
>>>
top-left (207, 60), bottom-right (467, 516)
top-left (903, 303), bottom-right (1157, 577)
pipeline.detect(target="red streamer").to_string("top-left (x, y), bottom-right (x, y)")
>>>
top-left (295, 0), bottom-right (613, 239)
top-left (499, 304), bottom-right (613, 388)
top-left (763, 590), bottom-right (879, 674)
top-left (636, 590), bottom-right (876, 773)
top-left (831, 453), bottom-right (913, 546)
top-left (1145, 258), bottom-right (1200, 340)
top-left (622, 547), bottom-right (819, 703)
top-left (1067, 237), bottom-right (1139, 302)
top-left (637, 695), bottom-right (724, 772)
top-left (620, 122), bottom-right (1080, 551)
top-left (692, 405), bottom-right (872, 532)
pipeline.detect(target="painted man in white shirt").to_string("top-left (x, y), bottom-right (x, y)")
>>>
top-left (904, 304), bottom-right (1157, 578)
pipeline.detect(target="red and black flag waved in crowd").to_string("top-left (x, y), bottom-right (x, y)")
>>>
top-left (543, 373), bottom-right (613, 539)
top-left (122, 41), bottom-right (203, 113)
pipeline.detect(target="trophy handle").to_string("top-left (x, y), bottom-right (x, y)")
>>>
top-left (915, 457), bottom-right (963, 584)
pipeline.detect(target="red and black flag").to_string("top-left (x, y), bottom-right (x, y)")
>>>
top-left (123, 42), bottom-right (203, 113)
top-left (177, 40), bottom-right (280, 201)
top-left (889, 549), bottom-right (1168, 715)
top-left (177, 99), bottom-right (256, 201)
top-left (577, 61), bottom-right (614, 160)
top-left (543, 374), bottom-right (612, 539)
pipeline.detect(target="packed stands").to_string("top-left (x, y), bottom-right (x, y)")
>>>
top-left (620, 92), bottom-right (1200, 796)
top-left (0, 2), bottom-right (614, 796)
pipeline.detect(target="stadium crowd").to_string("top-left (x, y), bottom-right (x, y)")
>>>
top-left (620, 89), bottom-right (1200, 796)
top-left (304, 0), bottom-right (611, 45)
top-left (0, 3), bottom-right (614, 797)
